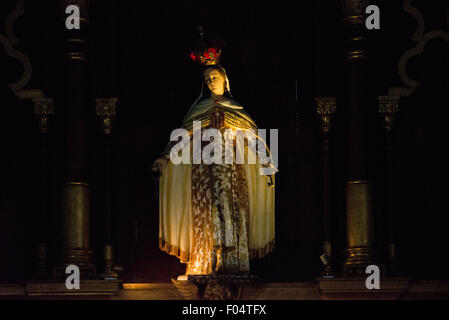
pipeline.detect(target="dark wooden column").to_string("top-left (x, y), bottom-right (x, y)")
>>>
top-left (54, 0), bottom-right (96, 279)
top-left (96, 98), bottom-right (119, 279)
top-left (32, 98), bottom-right (55, 279)
top-left (378, 95), bottom-right (401, 275)
top-left (340, 0), bottom-right (378, 275)
top-left (315, 97), bottom-right (336, 277)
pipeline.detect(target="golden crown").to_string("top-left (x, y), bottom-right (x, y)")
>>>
top-left (189, 26), bottom-right (224, 66)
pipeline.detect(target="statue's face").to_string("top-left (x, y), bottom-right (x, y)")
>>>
top-left (204, 68), bottom-right (225, 96)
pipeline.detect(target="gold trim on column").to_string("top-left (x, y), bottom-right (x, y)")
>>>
top-left (347, 179), bottom-right (368, 185)
top-left (347, 50), bottom-right (368, 60)
top-left (343, 15), bottom-right (365, 24)
top-left (65, 52), bottom-right (86, 61)
top-left (66, 39), bottom-right (85, 43)
top-left (66, 181), bottom-right (89, 186)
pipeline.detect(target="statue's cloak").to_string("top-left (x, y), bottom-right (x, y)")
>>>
top-left (158, 96), bottom-right (275, 266)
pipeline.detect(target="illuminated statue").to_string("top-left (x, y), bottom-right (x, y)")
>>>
top-left (153, 45), bottom-right (276, 277)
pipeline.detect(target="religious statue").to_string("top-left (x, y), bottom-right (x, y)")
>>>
top-left (153, 40), bottom-right (276, 279)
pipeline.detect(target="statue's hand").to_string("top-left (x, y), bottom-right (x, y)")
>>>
top-left (211, 107), bottom-right (225, 129)
top-left (265, 175), bottom-right (274, 187)
top-left (152, 156), bottom-right (169, 173)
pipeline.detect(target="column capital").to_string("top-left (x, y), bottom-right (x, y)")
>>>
top-left (315, 97), bottom-right (337, 132)
top-left (378, 95), bottom-right (400, 132)
top-left (96, 98), bottom-right (118, 136)
top-left (33, 97), bottom-right (55, 133)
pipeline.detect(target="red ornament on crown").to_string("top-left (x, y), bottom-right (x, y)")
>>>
top-left (190, 48), bottom-right (221, 66)
top-left (190, 47), bottom-right (222, 66)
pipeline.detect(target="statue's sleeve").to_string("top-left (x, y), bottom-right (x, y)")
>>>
top-left (240, 135), bottom-right (276, 259)
top-left (159, 156), bottom-right (193, 263)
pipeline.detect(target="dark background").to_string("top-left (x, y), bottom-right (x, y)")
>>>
top-left (0, 0), bottom-right (448, 282)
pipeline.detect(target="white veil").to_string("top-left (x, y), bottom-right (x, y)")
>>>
top-left (182, 65), bottom-right (232, 123)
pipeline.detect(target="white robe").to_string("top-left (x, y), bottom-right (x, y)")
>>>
top-left (158, 96), bottom-right (275, 274)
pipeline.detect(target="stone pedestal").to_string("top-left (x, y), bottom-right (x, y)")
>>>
top-left (172, 274), bottom-right (259, 300)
